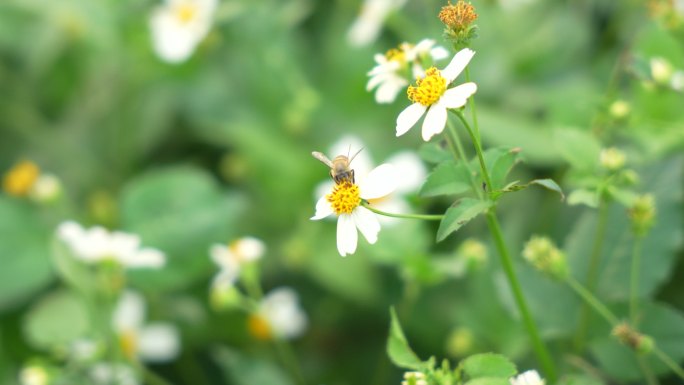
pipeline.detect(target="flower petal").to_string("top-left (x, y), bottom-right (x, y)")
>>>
top-left (375, 76), bottom-right (407, 104)
top-left (137, 323), bottom-right (181, 363)
top-left (352, 207), bottom-right (381, 244)
top-left (396, 103), bottom-right (427, 137)
top-left (359, 163), bottom-right (398, 200)
top-left (421, 105), bottom-right (447, 141)
top-left (441, 48), bottom-right (475, 83)
top-left (430, 46), bottom-right (449, 61)
top-left (311, 196), bottom-right (333, 220)
top-left (439, 82), bottom-right (477, 109)
top-left (386, 151), bottom-right (427, 193)
top-left (113, 291), bottom-right (145, 332)
top-left (336, 214), bottom-right (358, 256)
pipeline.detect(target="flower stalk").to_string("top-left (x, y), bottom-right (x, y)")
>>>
top-left (360, 201), bottom-right (443, 221)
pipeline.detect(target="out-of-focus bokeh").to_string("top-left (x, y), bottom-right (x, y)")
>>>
top-left (1, 0), bottom-right (684, 384)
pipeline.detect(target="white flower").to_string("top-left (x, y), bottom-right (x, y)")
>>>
top-left (28, 174), bottom-right (62, 203)
top-left (402, 371), bottom-right (427, 385)
top-left (347, 0), bottom-right (407, 47)
top-left (250, 287), bottom-right (308, 340)
top-left (209, 237), bottom-right (265, 289)
top-left (671, 70), bottom-right (684, 92)
top-left (367, 39), bottom-right (449, 104)
top-left (311, 159), bottom-right (397, 256)
top-left (510, 370), bottom-right (545, 385)
top-left (315, 135), bottom-right (425, 225)
top-left (19, 366), bottom-right (49, 385)
top-left (90, 363), bottom-right (139, 385)
top-left (650, 57), bottom-right (674, 85)
top-left (150, 0), bottom-right (217, 63)
top-left (396, 48), bottom-right (477, 141)
top-left (113, 291), bottom-right (181, 363)
top-left (57, 221), bottom-right (165, 269)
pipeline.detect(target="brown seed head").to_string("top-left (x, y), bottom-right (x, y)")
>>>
top-left (439, 1), bottom-right (478, 32)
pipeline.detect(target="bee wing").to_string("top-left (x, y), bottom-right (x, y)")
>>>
top-left (311, 151), bottom-right (334, 168)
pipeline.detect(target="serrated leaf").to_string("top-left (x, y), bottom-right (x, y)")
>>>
top-left (420, 161), bottom-right (472, 197)
top-left (553, 128), bottom-right (601, 171)
top-left (489, 147), bottom-right (522, 191)
top-left (387, 307), bottom-right (425, 370)
top-left (462, 353), bottom-right (517, 379)
top-left (23, 290), bottom-right (90, 350)
top-left (529, 179), bottom-right (564, 201)
top-left (418, 142), bottom-right (452, 164)
top-left (437, 199), bottom-right (492, 242)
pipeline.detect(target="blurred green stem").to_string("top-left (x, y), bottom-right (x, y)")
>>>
top-left (274, 339), bottom-right (307, 385)
top-left (575, 199), bottom-right (609, 352)
top-left (140, 365), bottom-right (173, 385)
top-left (445, 120), bottom-right (482, 199)
top-left (630, 237), bottom-right (643, 326)
top-left (360, 201), bottom-right (443, 220)
top-left (464, 68), bottom-right (481, 141)
top-left (451, 108), bottom-right (557, 383)
top-left (654, 347), bottom-right (684, 381)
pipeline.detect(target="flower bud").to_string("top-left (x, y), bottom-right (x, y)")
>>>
top-left (609, 100), bottom-right (630, 120)
top-left (651, 57), bottom-right (674, 85)
top-left (29, 174), bottom-right (62, 204)
top-left (439, 1), bottom-right (478, 49)
top-left (3, 160), bottom-right (40, 197)
top-left (612, 322), bottom-right (654, 354)
top-left (458, 238), bottom-right (488, 271)
top-left (20, 364), bottom-right (50, 385)
top-left (628, 194), bottom-right (656, 237)
top-left (522, 236), bottom-right (568, 280)
top-left (446, 327), bottom-right (474, 357)
top-left (402, 371), bottom-right (427, 385)
top-left (210, 284), bottom-right (243, 311)
top-left (599, 147), bottom-right (627, 171)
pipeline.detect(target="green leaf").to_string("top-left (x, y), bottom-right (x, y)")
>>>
top-left (23, 290), bottom-right (90, 350)
top-left (488, 147), bottom-right (522, 191)
top-left (496, 179), bottom-right (564, 201)
top-left (387, 307), bottom-right (425, 370)
top-left (0, 198), bottom-right (53, 311)
top-left (557, 374), bottom-right (604, 385)
top-left (529, 179), bottom-right (564, 201)
top-left (462, 353), bottom-right (517, 379)
top-left (464, 378), bottom-right (510, 385)
top-left (121, 166), bottom-right (246, 292)
top-left (553, 128), bottom-right (601, 171)
top-left (420, 161), bottom-right (472, 197)
top-left (437, 199), bottom-right (492, 242)
top-left (212, 347), bottom-right (294, 385)
top-left (567, 189), bottom-right (599, 207)
top-left (418, 142), bottom-right (452, 164)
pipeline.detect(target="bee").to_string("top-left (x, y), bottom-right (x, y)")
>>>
top-left (312, 147), bottom-right (363, 184)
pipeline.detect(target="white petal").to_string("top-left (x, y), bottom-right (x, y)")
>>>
top-left (125, 248), bottom-right (166, 269)
top-left (329, 135), bottom-right (374, 179)
top-left (311, 196), bottom-right (334, 220)
top-left (366, 73), bottom-right (388, 91)
top-left (386, 151), bottom-right (427, 193)
top-left (260, 287), bottom-right (308, 339)
top-left (375, 77), bottom-right (406, 104)
top-left (233, 237), bottom-right (265, 261)
top-left (352, 207), bottom-right (381, 244)
top-left (113, 291), bottom-right (145, 332)
top-left (396, 103), bottom-right (427, 137)
top-left (212, 269), bottom-right (238, 289)
top-left (421, 105), bottom-right (447, 141)
top-left (359, 163), bottom-right (398, 200)
top-left (442, 48), bottom-right (475, 83)
top-left (412, 62), bottom-right (425, 78)
top-left (57, 221), bottom-right (84, 244)
top-left (209, 244), bottom-right (230, 266)
top-left (440, 82), bottom-right (477, 109)
top-left (430, 46), bottom-right (449, 60)
top-left (336, 214), bottom-right (358, 256)
top-left (137, 323), bottom-right (180, 362)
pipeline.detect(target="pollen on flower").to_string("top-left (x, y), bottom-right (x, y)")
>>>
top-left (385, 47), bottom-right (407, 64)
top-left (439, 1), bottom-right (477, 31)
top-left (119, 330), bottom-right (138, 360)
top-left (248, 314), bottom-right (272, 340)
top-left (326, 181), bottom-right (361, 215)
top-left (3, 160), bottom-right (40, 196)
top-left (174, 3), bottom-right (198, 24)
top-left (407, 67), bottom-right (447, 106)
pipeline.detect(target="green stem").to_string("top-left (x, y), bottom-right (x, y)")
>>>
top-left (452, 110), bottom-right (493, 192)
top-left (464, 67), bottom-right (481, 141)
top-left (653, 347), bottom-right (684, 381)
top-left (445, 119), bottom-right (482, 199)
top-left (360, 201), bottom-right (443, 220)
top-left (637, 355), bottom-right (659, 385)
top-left (274, 339), bottom-right (307, 385)
top-left (575, 200), bottom-right (609, 351)
top-left (630, 237), bottom-right (643, 326)
top-left (566, 276), bottom-right (619, 326)
top-left (486, 211), bottom-right (558, 383)
top-left (141, 365), bottom-right (174, 385)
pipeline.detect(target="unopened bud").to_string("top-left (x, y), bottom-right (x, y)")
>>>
top-left (446, 327), bottom-right (474, 357)
top-left (3, 160), bottom-right (40, 197)
top-left (439, 1), bottom-right (478, 49)
top-left (628, 194), bottom-right (656, 237)
top-left (210, 284), bottom-right (242, 311)
top-left (29, 174), bottom-right (62, 204)
top-left (402, 371), bottom-right (427, 385)
top-left (651, 57), bottom-right (674, 85)
top-left (522, 236), bottom-right (568, 279)
top-left (458, 238), bottom-right (488, 270)
top-left (612, 322), bottom-right (653, 354)
top-left (20, 364), bottom-right (50, 385)
top-left (600, 147), bottom-right (627, 171)
top-left (618, 169), bottom-right (639, 186)
top-left (609, 100), bottom-right (630, 120)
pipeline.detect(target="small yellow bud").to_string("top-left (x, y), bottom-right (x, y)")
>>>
top-left (3, 161), bottom-right (40, 197)
top-left (522, 236), bottom-right (568, 279)
top-left (609, 100), bottom-right (630, 120)
top-left (628, 194), bottom-right (656, 237)
top-left (599, 147), bottom-right (627, 171)
top-left (29, 174), bottom-right (62, 204)
top-left (446, 327), bottom-right (474, 357)
top-left (20, 364), bottom-right (50, 385)
top-left (651, 57), bottom-right (674, 85)
top-left (458, 238), bottom-right (488, 270)
top-left (402, 371), bottom-right (427, 385)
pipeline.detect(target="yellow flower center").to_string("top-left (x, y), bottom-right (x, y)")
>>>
top-left (407, 67), bottom-right (447, 106)
top-left (174, 3), bottom-right (198, 24)
top-left (119, 330), bottom-right (138, 359)
top-left (248, 314), bottom-right (272, 340)
top-left (385, 47), bottom-right (406, 64)
top-left (3, 161), bottom-right (40, 197)
top-left (326, 181), bottom-right (361, 215)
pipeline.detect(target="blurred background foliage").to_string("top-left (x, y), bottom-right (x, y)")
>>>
top-left (1, 0), bottom-right (684, 384)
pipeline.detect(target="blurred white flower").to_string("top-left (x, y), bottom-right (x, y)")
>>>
top-left (510, 370), bottom-right (545, 385)
top-left (150, 0), bottom-right (217, 63)
top-left (113, 291), bottom-right (181, 363)
top-left (402, 371), bottom-right (427, 385)
top-left (90, 363), bottom-right (139, 385)
top-left (315, 135), bottom-right (426, 225)
top-left (311, 158), bottom-right (397, 256)
top-left (347, 0), bottom-right (407, 47)
top-left (19, 365), bottom-right (49, 385)
top-left (671, 70), bottom-right (684, 92)
top-left (396, 48), bottom-right (477, 141)
top-left (209, 237), bottom-right (265, 289)
top-left (57, 221), bottom-right (166, 269)
top-left (367, 39), bottom-right (449, 104)
top-left (650, 57), bottom-right (674, 85)
top-left (28, 174), bottom-right (62, 204)
top-left (249, 287), bottom-right (308, 340)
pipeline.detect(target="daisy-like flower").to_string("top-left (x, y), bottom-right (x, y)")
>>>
top-left (57, 221), bottom-right (165, 269)
top-left (311, 157), bottom-right (397, 256)
top-left (113, 291), bottom-right (181, 363)
top-left (150, 0), bottom-right (217, 63)
top-left (347, 0), bottom-right (407, 47)
top-left (315, 135), bottom-right (425, 225)
top-left (209, 237), bottom-right (265, 289)
top-left (367, 39), bottom-right (449, 104)
top-left (396, 48), bottom-right (477, 141)
top-left (510, 370), bottom-right (545, 385)
top-left (248, 287), bottom-right (308, 340)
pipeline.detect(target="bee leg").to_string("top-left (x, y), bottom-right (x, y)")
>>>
top-left (351, 169), bottom-right (355, 184)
